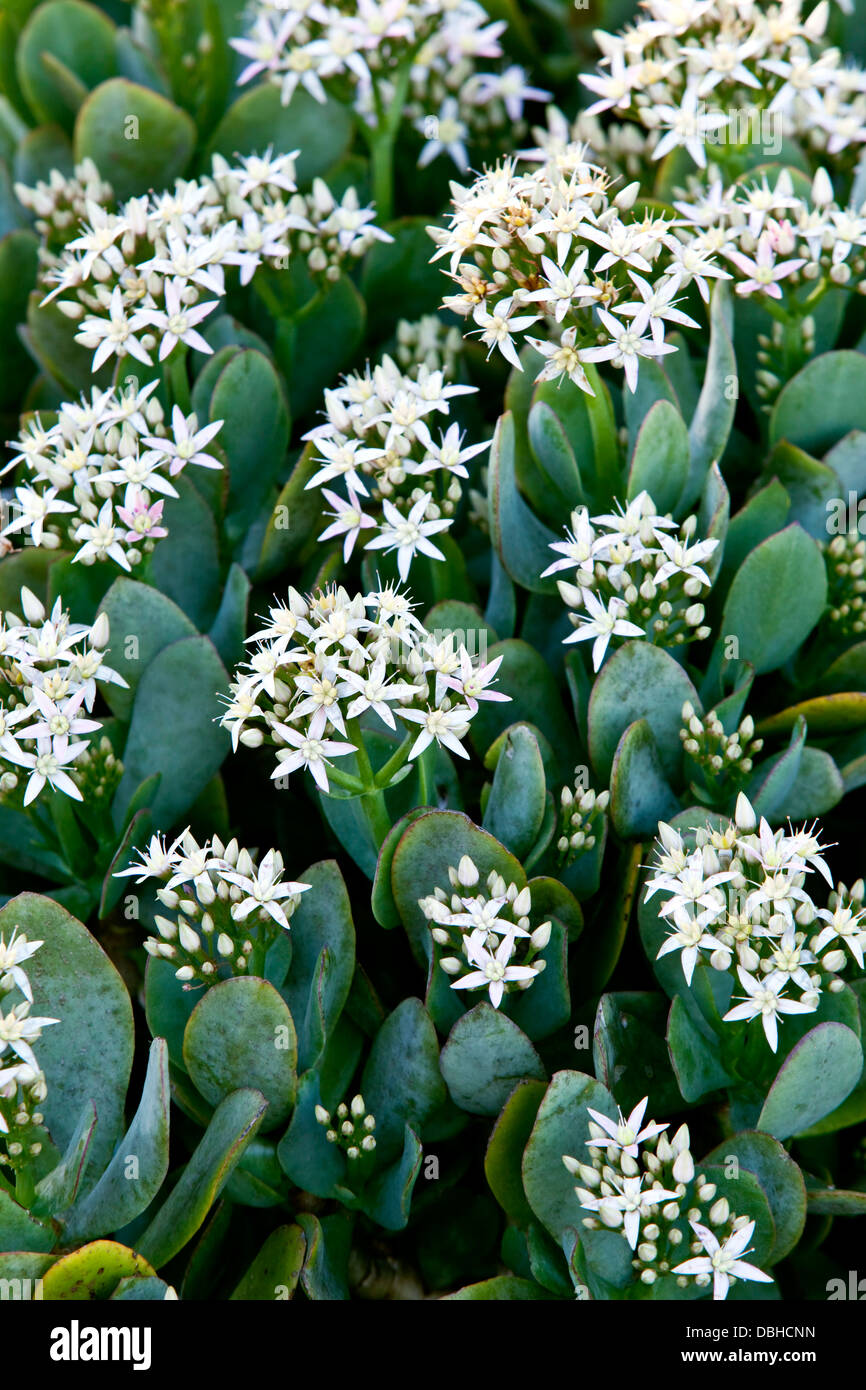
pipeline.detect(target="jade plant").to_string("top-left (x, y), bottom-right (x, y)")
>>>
top-left (0, 0), bottom-right (866, 1308)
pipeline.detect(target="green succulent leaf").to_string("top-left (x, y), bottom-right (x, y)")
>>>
top-left (17, 0), bottom-right (116, 129)
top-left (230, 1224), bottom-right (306, 1301)
top-left (137, 1088), bottom-right (268, 1268)
top-left (700, 1132), bottom-right (806, 1264)
top-left (440, 1003), bottom-right (545, 1117)
top-left (63, 1038), bottom-right (171, 1243)
top-left (488, 411), bottom-right (561, 595)
top-left (74, 78), bottom-right (195, 200)
top-left (361, 998), bottom-right (446, 1156)
top-left (281, 859), bottom-right (355, 1072)
top-left (183, 978), bottom-right (298, 1133)
top-left (718, 524), bottom-right (827, 676)
top-left (770, 351), bottom-right (866, 455)
top-left (206, 83), bottom-right (353, 186)
top-left (40, 1240), bottom-right (156, 1299)
top-left (522, 1070), bottom-right (616, 1243)
top-left (757, 1023), bottom-right (864, 1140)
top-left (481, 724), bottom-right (547, 860)
top-left (0, 1189), bottom-right (56, 1253)
top-left (588, 640), bottom-right (698, 783)
top-left (484, 1078), bottom-right (546, 1227)
top-left (627, 398), bottom-right (690, 514)
top-left (0, 894), bottom-right (134, 1183)
top-left (609, 718), bottom-right (681, 839)
top-left (112, 635), bottom-right (230, 830)
top-left (209, 348), bottom-right (290, 544)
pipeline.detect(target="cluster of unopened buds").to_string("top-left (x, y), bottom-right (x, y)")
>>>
top-left (679, 700), bottom-right (763, 805)
top-left (822, 528), bottom-right (866, 638)
top-left (220, 583), bottom-right (509, 790)
top-left (3, 380), bottom-right (224, 569)
top-left (116, 830), bottom-right (310, 987)
top-left (429, 142), bottom-right (728, 394)
top-left (645, 795), bottom-right (866, 1051)
top-left (315, 1094), bottom-right (377, 1161)
top-left (563, 1097), bottom-right (772, 1300)
top-left (556, 779), bottom-right (609, 866)
top-left (543, 493), bottom-right (717, 672)
top-left (16, 149), bottom-right (388, 377)
top-left (0, 588), bottom-right (125, 807)
top-left (13, 157), bottom-right (113, 259)
top-left (0, 929), bottom-right (56, 1171)
top-left (394, 314), bottom-right (464, 378)
top-left (302, 340), bottom-right (486, 578)
top-left (67, 734), bottom-right (123, 805)
top-left (754, 315), bottom-right (816, 407)
top-left (418, 855), bottom-right (549, 1008)
top-left (580, 0), bottom-right (866, 170)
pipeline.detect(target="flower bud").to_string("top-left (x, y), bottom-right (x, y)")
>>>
top-left (531, 921), bottom-right (551, 950)
top-left (734, 793), bottom-right (756, 831)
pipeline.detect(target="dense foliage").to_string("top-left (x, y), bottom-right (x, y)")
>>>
top-left (0, 0), bottom-right (866, 1302)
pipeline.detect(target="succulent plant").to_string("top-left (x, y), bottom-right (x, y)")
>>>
top-left (0, 0), bottom-right (865, 1318)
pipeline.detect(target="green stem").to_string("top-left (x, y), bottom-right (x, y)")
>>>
top-left (166, 345), bottom-right (191, 414)
top-left (364, 61), bottom-right (416, 222)
top-left (326, 766), bottom-right (366, 795)
top-left (374, 732), bottom-right (414, 788)
top-left (347, 718), bottom-right (393, 848)
top-left (14, 1167), bottom-right (36, 1209)
top-left (369, 133), bottom-right (397, 224)
top-left (248, 922), bottom-right (277, 980)
top-left (416, 745), bottom-right (430, 807)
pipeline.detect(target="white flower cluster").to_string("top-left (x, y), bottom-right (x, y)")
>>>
top-left (645, 794), bottom-right (865, 1052)
top-left (220, 584), bottom-right (510, 788)
top-left (0, 588), bottom-right (125, 807)
top-left (3, 381), bottom-right (223, 569)
top-left (543, 493), bottom-right (717, 672)
top-left (315, 1093), bottom-right (377, 1160)
top-left (418, 853), bottom-right (549, 1008)
top-left (235, 167), bottom-right (394, 286)
top-left (556, 779), bottom-right (610, 866)
top-left (0, 929), bottom-right (56, 1165)
top-left (675, 167), bottom-right (866, 308)
top-left (302, 339), bottom-right (486, 578)
top-left (116, 829), bottom-right (310, 987)
top-left (563, 1097), bottom-right (772, 1299)
top-left (231, 0), bottom-right (548, 171)
top-left (429, 145), bottom-right (728, 393)
top-left (406, 60), bottom-right (549, 176)
top-left (581, 0), bottom-right (866, 170)
top-left (524, 106), bottom-right (655, 187)
top-left (679, 699), bottom-right (763, 803)
top-left (19, 148), bottom-right (388, 375)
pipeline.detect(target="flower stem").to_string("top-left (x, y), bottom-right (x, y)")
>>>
top-left (166, 345), bottom-right (191, 414)
top-left (14, 1166), bottom-right (35, 1209)
top-left (416, 745), bottom-right (431, 807)
top-left (374, 730), bottom-right (414, 787)
top-left (364, 61), bottom-right (415, 222)
top-left (326, 766), bottom-right (366, 794)
top-left (347, 718), bottom-right (393, 849)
